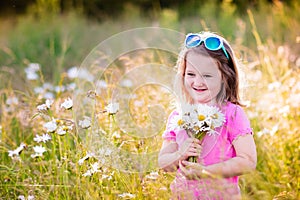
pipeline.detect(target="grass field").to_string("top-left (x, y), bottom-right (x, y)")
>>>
top-left (0, 2), bottom-right (299, 199)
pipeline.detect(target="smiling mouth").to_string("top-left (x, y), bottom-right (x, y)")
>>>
top-left (193, 87), bottom-right (207, 92)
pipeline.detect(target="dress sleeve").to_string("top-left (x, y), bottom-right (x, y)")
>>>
top-left (227, 105), bottom-right (253, 143)
top-left (162, 110), bottom-right (178, 141)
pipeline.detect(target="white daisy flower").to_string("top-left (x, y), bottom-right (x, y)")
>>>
top-left (61, 97), bottom-right (73, 110)
top-left (167, 113), bottom-right (182, 130)
top-left (25, 63), bottom-right (40, 81)
top-left (37, 99), bottom-right (54, 111)
top-left (177, 103), bottom-right (225, 136)
top-left (78, 116), bottom-right (91, 129)
top-left (43, 119), bottom-right (57, 132)
top-left (102, 174), bottom-right (113, 180)
top-left (17, 195), bottom-right (26, 200)
top-left (31, 145), bottom-right (47, 158)
top-left (82, 162), bottom-right (101, 177)
top-left (6, 97), bottom-right (19, 105)
top-left (34, 87), bottom-right (44, 94)
top-left (28, 195), bottom-right (35, 200)
top-left (90, 162), bottom-right (101, 173)
top-left (33, 133), bottom-right (51, 143)
top-left (78, 151), bottom-right (95, 165)
top-left (8, 143), bottom-right (26, 158)
top-left (37, 104), bottom-right (47, 111)
top-left (67, 66), bottom-right (78, 79)
top-left (54, 85), bottom-right (66, 93)
top-left (56, 126), bottom-right (66, 136)
top-left (82, 170), bottom-right (93, 177)
top-left (112, 131), bottom-right (121, 139)
top-left (43, 92), bottom-right (54, 99)
top-left (145, 171), bottom-right (159, 180)
top-left (105, 102), bottom-right (119, 114)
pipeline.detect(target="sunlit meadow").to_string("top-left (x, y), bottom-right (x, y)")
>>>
top-left (0, 2), bottom-right (299, 200)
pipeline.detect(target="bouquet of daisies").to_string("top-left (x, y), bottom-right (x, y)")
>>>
top-left (176, 103), bottom-right (225, 162)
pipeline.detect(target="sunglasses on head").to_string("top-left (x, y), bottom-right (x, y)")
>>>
top-left (185, 33), bottom-right (230, 60)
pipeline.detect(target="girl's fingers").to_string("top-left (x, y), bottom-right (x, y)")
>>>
top-left (181, 160), bottom-right (191, 166)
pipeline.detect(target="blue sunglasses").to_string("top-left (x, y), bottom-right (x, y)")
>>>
top-left (185, 33), bottom-right (230, 59)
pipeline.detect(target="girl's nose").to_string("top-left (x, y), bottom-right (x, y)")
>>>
top-left (194, 75), bottom-right (205, 86)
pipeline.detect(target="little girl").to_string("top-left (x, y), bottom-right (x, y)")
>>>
top-left (158, 31), bottom-right (257, 200)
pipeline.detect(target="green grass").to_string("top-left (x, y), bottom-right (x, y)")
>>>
top-left (0, 2), bottom-right (299, 199)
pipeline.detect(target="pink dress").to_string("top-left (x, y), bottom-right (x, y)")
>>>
top-left (162, 102), bottom-right (253, 200)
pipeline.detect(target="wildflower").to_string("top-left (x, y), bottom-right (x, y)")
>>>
top-left (67, 66), bottom-right (94, 81)
top-left (67, 66), bottom-right (78, 79)
top-left (78, 116), bottom-right (91, 129)
top-left (54, 85), bottom-right (66, 93)
top-left (66, 82), bottom-right (76, 91)
top-left (31, 145), bottom-right (47, 158)
top-left (8, 143), bottom-right (26, 158)
top-left (37, 104), bottom-right (47, 111)
top-left (82, 170), bottom-right (93, 177)
top-left (105, 103), bottom-right (119, 114)
top-left (43, 119), bottom-right (57, 132)
top-left (98, 148), bottom-right (113, 157)
top-left (167, 113), bottom-right (181, 130)
top-left (25, 63), bottom-right (40, 80)
top-left (145, 171), bottom-right (159, 180)
top-left (33, 133), bottom-right (51, 143)
top-left (61, 97), bottom-right (73, 110)
top-left (112, 131), bottom-right (121, 139)
top-left (6, 97), bottom-right (19, 105)
top-left (82, 162), bottom-right (101, 177)
top-left (37, 99), bottom-right (54, 111)
top-left (90, 162), bottom-right (101, 172)
top-left (176, 103), bottom-right (225, 162)
top-left (56, 126), bottom-right (66, 136)
top-left (17, 195), bottom-right (25, 200)
top-left (118, 193), bottom-right (136, 199)
top-left (28, 195), bottom-right (35, 200)
top-left (78, 151), bottom-right (95, 165)
top-left (102, 174), bottom-right (113, 180)
top-left (45, 99), bottom-right (54, 108)
top-left (44, 92), bottom-right (54, 99)
top-left (66, 124), bottom-right (74, 131)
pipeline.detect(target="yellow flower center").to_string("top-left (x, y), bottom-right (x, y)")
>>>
top-left (177, 119), bottom-right (184, 126)
top-left (198, 115), bottom-right (206, 121)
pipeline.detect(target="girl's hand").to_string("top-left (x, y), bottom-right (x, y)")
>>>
top-left (179, 160), bottom-right (214, 180)
top-left (176, 138), bottom-right (202, 161)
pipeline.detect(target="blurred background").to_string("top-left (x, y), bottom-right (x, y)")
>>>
top-left (0, 0), bottom-right (299, 83)
top-left (0, 1), bottom-right (299, 199)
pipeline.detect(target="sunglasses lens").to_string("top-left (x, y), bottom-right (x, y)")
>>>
top-left (205, 37), bottom-right (222, 50)
top-left (185, 34), bottom-right (201, 48)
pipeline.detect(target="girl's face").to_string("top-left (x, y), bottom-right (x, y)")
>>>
top-left (184, 51), bottom-right (222, 105)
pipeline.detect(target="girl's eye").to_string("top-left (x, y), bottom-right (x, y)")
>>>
top-left (186, 72), bottom-right (195, 76)
top-left (203, 74), bottom-right (212, 78)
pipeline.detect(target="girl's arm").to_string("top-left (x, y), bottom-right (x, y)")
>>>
top-left (158, 140), bottom-right (180, 172)
top-left (180, 134), bottom-right (257, 178)
top-left (158, 138), bottom-right (202, 172)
